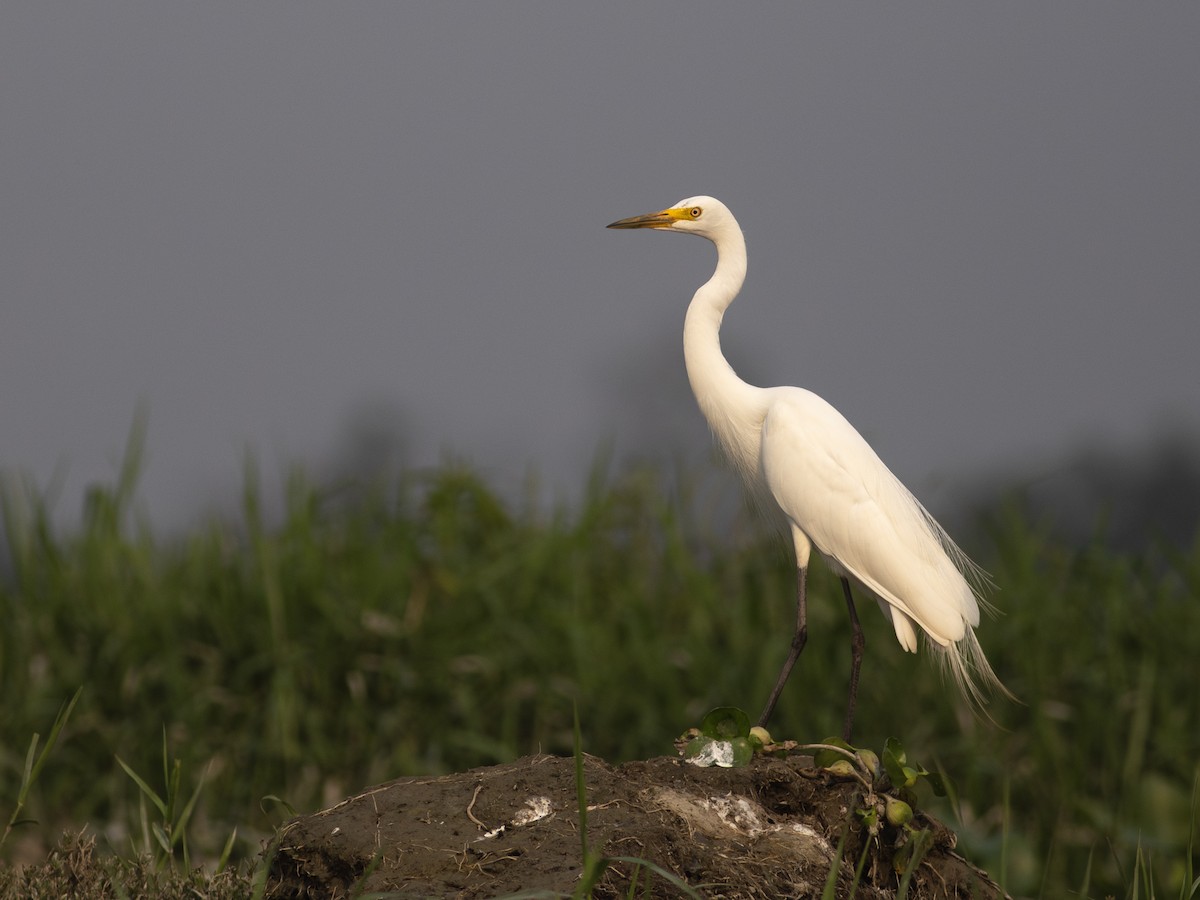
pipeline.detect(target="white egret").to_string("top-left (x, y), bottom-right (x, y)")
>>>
top-left (608, 196), bottom-right (1007, 740)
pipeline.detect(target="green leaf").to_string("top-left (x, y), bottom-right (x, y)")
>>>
top-left (116, 755), bottom-right (168, 818)
top-left (729, 737), bottom-right (754, 767)
top-left (217, 826), bottom-right (238, 873)
top-left (15, 734), bottom-right (40, 813)
top-left (151, 821), bottom-right (172, 855)
top-left (884, 736), bottom-right (907, 765)
top-left (260, 794), bottom-right (298, 819)
top-left (814, 736), bottom-right (854, 769)
top-left (925, 771), bottom-right (952, 797)
top-left (173, 762), bottom-right (211, 847)
top-left (699, 707), bottom-right (750, 740)
top-left (4, 685), bottom-right (84, 850)
top-left (683, 736), bottom-right (713, 759)
top-left (883, 738), bottom-right (911, 787)
top-left (606, 857), bottom-right (704, 899)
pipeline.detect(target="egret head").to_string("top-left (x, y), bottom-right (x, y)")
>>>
top-left (607, 195), bottom-right (736, 241)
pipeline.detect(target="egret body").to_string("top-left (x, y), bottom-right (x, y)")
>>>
top-left (608, 196), bottom-right (1006, 740)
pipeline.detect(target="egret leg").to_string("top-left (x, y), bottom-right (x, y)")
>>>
top-left (757, 566), bottom-right (808, 728)
top-left (840, 577), bottom-right (866, 743)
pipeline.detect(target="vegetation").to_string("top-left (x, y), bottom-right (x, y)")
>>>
top-left (0, 442), bottom-right (1197, 898)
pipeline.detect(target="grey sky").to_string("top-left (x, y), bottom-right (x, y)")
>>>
top-left (3, 4), bottom-right (1198, 530)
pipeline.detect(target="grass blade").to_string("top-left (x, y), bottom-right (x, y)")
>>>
top-left (821, 824), bottom-right (848, 900)
top-left (1, 686), bottom-right (83, 849)
top-left (115, 755), bottom-right (168, 819)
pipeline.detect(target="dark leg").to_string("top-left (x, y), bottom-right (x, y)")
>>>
top-left (840, 577), bottom-right (866, 743)
top-left (757, 567), bottom-right (808, 728)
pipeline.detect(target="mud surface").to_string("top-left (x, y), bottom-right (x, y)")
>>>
top-left (265, 753), bottom-right (1006, 899)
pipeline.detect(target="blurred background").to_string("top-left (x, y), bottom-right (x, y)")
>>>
top-left (2, 3), bottom-right (1197, 540)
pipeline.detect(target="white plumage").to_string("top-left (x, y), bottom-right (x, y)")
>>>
top-left (609, 195), bottom-right (1007, 738)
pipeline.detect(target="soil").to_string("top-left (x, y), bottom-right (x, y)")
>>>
top-left (264, 752), bottom-right (1007, 899)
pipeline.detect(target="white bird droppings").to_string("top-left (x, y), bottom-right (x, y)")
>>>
top-left (512, 796), bottom-right (553, 826)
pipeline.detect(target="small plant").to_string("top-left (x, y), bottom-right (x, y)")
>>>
top-left (811, 735), bottom-right (948, 885)
top-left (679, 710), bottom-right (954, 890)
top-left (115, 728), bottom-right (211, 871)
top-left (571, 706), bottom-right (700, 900)
top-left (676, 706), bottom-right (763, 768)
top-left (0, 687), bottom-right (82, 851)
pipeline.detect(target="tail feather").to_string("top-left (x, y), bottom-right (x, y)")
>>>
top-left (909, 496), bottom-right (1013, 709)
top-left (932, 625), bottom-right (1015, 712)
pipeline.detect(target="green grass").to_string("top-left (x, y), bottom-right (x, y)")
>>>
top-left (1, 448), bottom-right (1197, 898)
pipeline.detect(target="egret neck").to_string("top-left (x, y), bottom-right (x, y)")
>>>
top-left (682, 217), bottom-right (766, 486)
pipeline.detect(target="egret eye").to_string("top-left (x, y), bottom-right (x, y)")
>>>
top-left (689, 207), bottom-right (702, 218)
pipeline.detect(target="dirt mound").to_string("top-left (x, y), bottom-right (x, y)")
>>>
top-left (265, 753), bottom-right (1006, 899)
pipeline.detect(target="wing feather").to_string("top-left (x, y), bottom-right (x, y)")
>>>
top-left (760, 387), bottom-right (980, 646)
